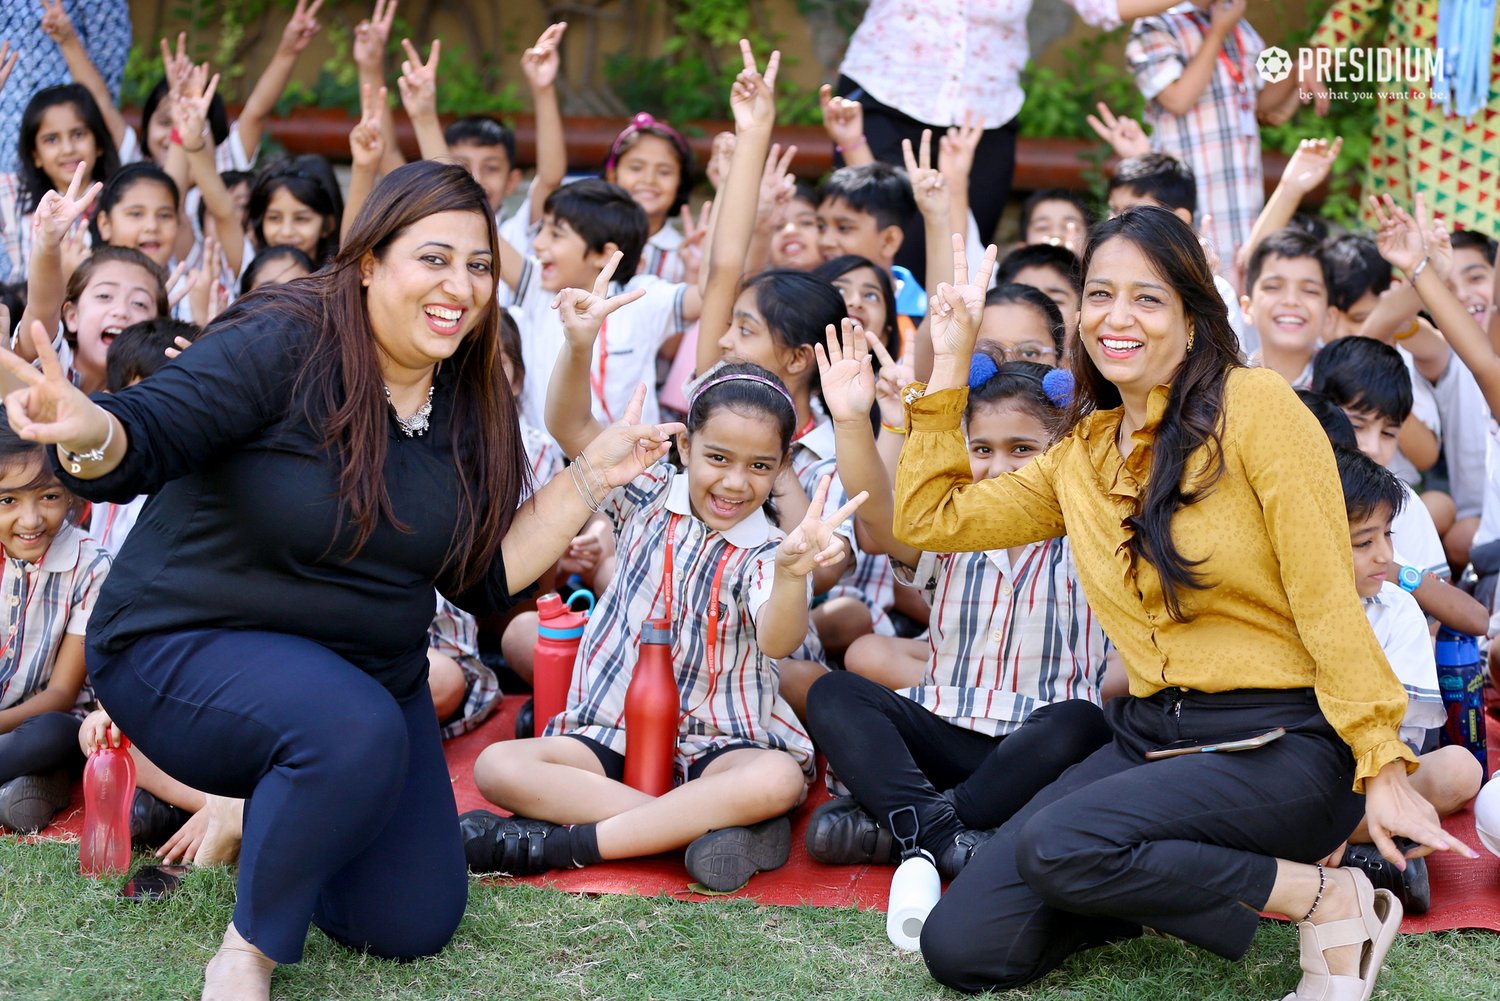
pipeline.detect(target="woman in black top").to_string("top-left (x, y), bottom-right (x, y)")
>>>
top-left (0, 161), bottom-right (680, 1001)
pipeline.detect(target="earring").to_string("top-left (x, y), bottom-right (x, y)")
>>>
top-left (1186, 323), bottom-right (1196, 353)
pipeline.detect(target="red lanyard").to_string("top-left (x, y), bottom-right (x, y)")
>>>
top-left (791, 414), bottom-right (817, 443)
top-left (590, 317), bottom-right (613, 424)
top-left (658, 512), bottom-right (737, 721)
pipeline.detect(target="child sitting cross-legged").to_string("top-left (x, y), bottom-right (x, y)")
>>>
top-left (1326, 447), bottom-right (1483, 914)
top-left (0, 408), bottom-right (111, 834)
top-left (804, 310), bottom-right (1115, 881)
top-left (463, 227), bottom-right (868, 891)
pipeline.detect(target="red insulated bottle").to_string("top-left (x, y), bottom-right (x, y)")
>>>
top-left (623, 618), bottom-right (679, 796)
top-left (532, 590), bottom-right (593, 737)
top-left (80, 736), bottom-right (136, 877)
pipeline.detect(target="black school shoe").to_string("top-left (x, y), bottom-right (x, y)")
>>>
top-left (684, 816), bottom-right (792, 892)
top-left (805, 797), bottom-right (899, 865)
top-left (936, 829), bottom-right (995, 882)
top-left (0, 770), bottom-right (72, 834)
top-left (130, 789), bottom-right (194, 848)
top-left (1341, 841), bottom-right (1430, 915)
top-left (458, 809), bottom-right (560, 876)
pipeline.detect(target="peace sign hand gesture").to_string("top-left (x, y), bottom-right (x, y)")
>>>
top-left (868, 330), bottom-right (914, 427)
top-left (776, 474), bottom-right (868, 578)
top-left (550, 251), bottom-right (647, 353)
top-left (0, 42), bottom-right (17, 96)
top-left (901, 130), bottom-right (948, 224)
top-left (521, 22), bottom-right (566, 91)
top-left (0, 321), bottom-right (109, 454)
top-left (729, 39), bottom-right (779, 134)
top-left (397, 38), bottom-right (440, 121)
top-left (31, 161), bottom-right (100, 251)
top-left (577, 383), bottom-right (685, 490)
top-left (277, 0), bottom-right (324, 57)
top-left (38, 0), bottom-right (76, 48)
top-left (349, 83), bottom-right (387, 169)
top-left (814, 317), bottom-right (875, 427)
top-left (354, 0), bottom-right (396, 74)
top-left (929, 234), bottom-right (998, 386)
top-left (1086, 102), bottom-right (1149, 160)
top-left (171, 63), bottom-right (220, 153)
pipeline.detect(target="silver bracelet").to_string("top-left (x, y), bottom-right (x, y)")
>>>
top-left (1410, 255), bottom-right (1431, 281)
top-left (60, 416), bottom-right (114, 474)
top-left (569, 460), bottom-right (602, 512)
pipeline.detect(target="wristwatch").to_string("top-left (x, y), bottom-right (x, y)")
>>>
top-left (1396, 565), bottom-right (1422, 593)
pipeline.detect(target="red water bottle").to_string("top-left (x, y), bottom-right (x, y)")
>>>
top-left (532, 590), bottom-right (593, 737)
top-left (623, 618), bottom-right (679, 796)
top-left (80, 736), bottom-right (136, 877)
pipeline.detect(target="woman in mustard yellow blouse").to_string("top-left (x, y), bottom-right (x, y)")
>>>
top-left (898, 210), bottom-right (1477, 999)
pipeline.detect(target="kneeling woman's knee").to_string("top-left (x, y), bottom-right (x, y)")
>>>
top-left (339, 878), bottom-right (467, 961)
top-left (315, 692), bottom-right (409, 791)
top-left (1013, 806), bottom-right (1104, 909)
top-left (920, 901), bottom-right (1031, 994)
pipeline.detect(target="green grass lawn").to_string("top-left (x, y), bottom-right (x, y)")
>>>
top-left (1, 838), bottom-right (1496, 1000)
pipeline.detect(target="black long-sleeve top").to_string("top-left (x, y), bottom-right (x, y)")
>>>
top-left (54, 296), bottom-right (525, 698)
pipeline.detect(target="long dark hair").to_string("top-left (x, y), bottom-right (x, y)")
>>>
top-left (17, 84), bottom-right (120, 214)
top-left (1066, 207), bottom-right (1241, 620)
top-left (284, 160), bottom-right (525, 589)
top-left (247, 155), bottom-right (344, 263)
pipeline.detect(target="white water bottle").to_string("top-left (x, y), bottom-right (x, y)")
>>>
top-left (886, 849), bottom-right (941, 951)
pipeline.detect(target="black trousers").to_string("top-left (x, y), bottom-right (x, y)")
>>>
top-left (920, 688), bottom-right (1366, 993)
top-left (0, 711), bottom-right (82, 783)
top-left (90, 629), bottom-right (467, 965)
top-left (806, 670), bottom-right (1111, 854)
top-left (837, 75), bottom-right (1020, 274)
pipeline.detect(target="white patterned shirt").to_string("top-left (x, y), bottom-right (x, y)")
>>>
top-left (1363, 581), bottom-right (1444, 747)
top-left (894, 536), bottom-right (1109, 736)
top-left (546, 465), bottom-right (815, 780)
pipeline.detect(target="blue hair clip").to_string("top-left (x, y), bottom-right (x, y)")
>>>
top-left (1041, 368), bottom-right (1075, 407)
top-left (967, 353), bottom-right (999, 389)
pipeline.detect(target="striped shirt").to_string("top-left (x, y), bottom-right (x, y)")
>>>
top-left (640, 223), bottom-right (686, 283)
top-left (1126, 5), bottom-right (1267, 266)
top-left (546, 464), bottom-right (815, 780)
top-left (0, 522), bottom-right (111, 716)
top-left (519, 419), bottom-right (565, 491)
top-left (894, 537), bottom-right (1109, 737)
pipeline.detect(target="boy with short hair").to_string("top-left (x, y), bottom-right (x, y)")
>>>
top-left (1018, 188), bottom-right (1091, 254)
top-left (816, 162), bottom-right (927, 331)
top-left (996, 243), bottom-right (1083, 346)
top-left (444, 116), bottom-right (522, 220)
top-left (1241, 227), bottom-right (1333, 386)
top-left (498, 178), bottom-right (697, 430)
top-left (1450, 230), bottom-right (1496, 336)
top-left (1332, 445), bottom-right (1484, 913)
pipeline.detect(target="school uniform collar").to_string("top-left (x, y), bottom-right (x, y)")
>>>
top-left (4, 521), bottom-right (86, 574)
top-left (664, 468), bottom-right (774, 548)
top-left (793, 417), bottom-right (837, 461)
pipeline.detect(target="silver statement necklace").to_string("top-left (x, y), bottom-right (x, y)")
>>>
top-left (385, 384), bottom-right (434, 437)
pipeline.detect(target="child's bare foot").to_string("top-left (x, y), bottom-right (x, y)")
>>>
top-left (202, 922), bottom-right (275, 1001)
top-left (195, 795), bottom-right (244, 866)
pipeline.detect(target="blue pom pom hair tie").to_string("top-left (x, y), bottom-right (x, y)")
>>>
top-left (967, 353), bottom-right (999, 389)
top-left (1041, 368), bottom-right (1075, 407)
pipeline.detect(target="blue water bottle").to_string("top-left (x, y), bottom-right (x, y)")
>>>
top-left (1434, 627), bottom-right (1489, 780)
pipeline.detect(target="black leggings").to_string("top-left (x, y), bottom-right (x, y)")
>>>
top-left (805, 670), bottom-right (1111, 855)
top-left (0, 711), bottom-right (82, 783)
top-left (837, 75), bottom-right (1020, 269)
top-left (920, 688), bottom-right (1366, 993)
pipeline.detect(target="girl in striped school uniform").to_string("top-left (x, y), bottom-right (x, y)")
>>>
top-left (462, 258), bottom-right (865, 892)
top-left (803, 328), bottom-right (1116, 880)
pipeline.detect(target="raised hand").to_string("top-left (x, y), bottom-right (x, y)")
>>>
top-left (353, 0), bottom-right (397, 74)
top-left (38, 0), bottom-right (76, 47)
top-left (1370, 194), bottom-right (1426, 276)
top-left (901, 129), bottom-right (949, 223)
top-left (521, 22), bottom-right (566, 91)
top-left (577, 383), bottom-right (685, 489)
top-left (818, 83), bottom-right (864, 150)
top-left (278, 0), bottom-right (324, 57)
top-left (189, 235), bottom-right (224, 327)
top-left (165, 259), bottom-right (196, 310)
top-left (0, 41), bottom-right (16, 95)
top-left (938, 111), bottom-right (982, 188)
top-left (349, 83), bottom-right (387, 169)
top-left (930, 234), bottom-right (997, 369)
top-left (1086, 102), bottom-right (1150, 159)
top-left (776, 474), bottom-right (868, 578)
top-left (678, 199), bottom-right (712, 285)
top-left (868, 331), bottom-right (914, 427)
top-left (1209, 0), bottom-right (1247, 34)
top-left (1281, 136), bottom-right (1342, 195)
top-left (397, 38), bottom-right (440, 121)
top-left (1413, 191), bottom-right (1453, 282)
top-left (0, 321), bottom-right (110, 452)
top-left (171, 62), bottom-right (220, 152)
top-left (550, 250), bottom-right (647, 352)
top-left (729, 39), bottom-right (780, 133)
top-left (756, 142), bottom-right (797, 230)
top-left (159, 32), bottom-right (192, 103)
top-left (814, 317), bottom-right (876, 426)
top-left (31, 161), bottom-right (100, 250)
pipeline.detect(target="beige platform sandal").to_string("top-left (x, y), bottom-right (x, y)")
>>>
top-left (1281, 867), bottom-right (1403, 1001)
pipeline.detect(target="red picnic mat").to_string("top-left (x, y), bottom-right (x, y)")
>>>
top-left (25, 693), bottom-right (1500, 932)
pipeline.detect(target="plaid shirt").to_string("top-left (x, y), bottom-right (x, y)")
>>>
top-left (0, 522), bottom-right (111, 717)
top-left (1126, 5), bottom-right (1266, 266)
top-left (894, 537), bottom-right (1108, 736)
top-left (429, 595), bottom-right (499, 739)
top-left (640, 224), bottom-right (685, 283)
top-left (519, 419), bottom-right (565, 490)
top-left (547, 465), bottom-right (815, 781)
